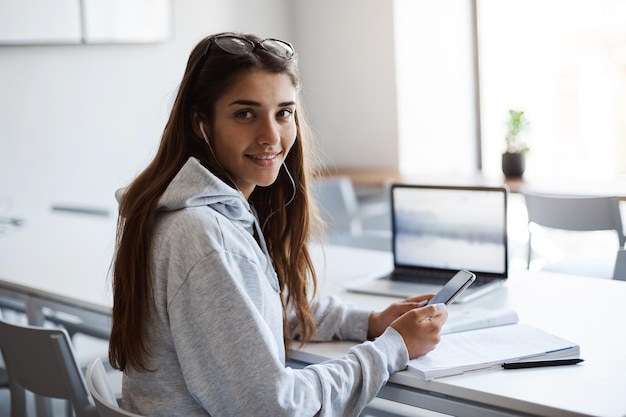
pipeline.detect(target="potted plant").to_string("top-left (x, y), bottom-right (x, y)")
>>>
top-left (502, 109), bottom-right (530, 178)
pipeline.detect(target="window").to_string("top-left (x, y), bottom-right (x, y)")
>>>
top-left (394, 0), bottom-right (480, 175)
top-left (479, 0), bottom-right (626, 179)
top-left (394, 0), bottom-right (626, 178)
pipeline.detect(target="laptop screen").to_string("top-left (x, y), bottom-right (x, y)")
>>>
top-left (391, 184), bottom-right (508, 277)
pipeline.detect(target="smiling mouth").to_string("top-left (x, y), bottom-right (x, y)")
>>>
top-left (247, 151), bottom-right (282, 160)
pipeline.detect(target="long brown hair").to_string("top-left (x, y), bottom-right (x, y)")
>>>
top-left (109, 32), bottom-right (321, 372)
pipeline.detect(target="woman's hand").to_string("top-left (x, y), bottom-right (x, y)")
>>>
top-left (367, 294), bottom-right (434, 339)
top-left (390, 302), bottom-right (447, 358)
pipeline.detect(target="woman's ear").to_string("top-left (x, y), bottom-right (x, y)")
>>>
top-left (191, 111), bottom-right (206, 140)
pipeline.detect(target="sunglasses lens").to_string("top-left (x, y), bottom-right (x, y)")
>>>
top-left (209, 36), bottom-right (294, 60)
top-left (260, 39), bottom-right (294, 59)
top-left (213, 36), bottom-right (254, 55)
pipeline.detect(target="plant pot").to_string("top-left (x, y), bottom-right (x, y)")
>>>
top-left (502, 152), bottom-right (526, 178)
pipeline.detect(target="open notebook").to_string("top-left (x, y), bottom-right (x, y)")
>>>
top-left (408, 323), bottom-right (581, 380)
top-left (344, 184), bottom-right (509, 303)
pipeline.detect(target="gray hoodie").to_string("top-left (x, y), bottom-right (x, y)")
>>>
top-left (122, 157), bottom-right (408, 416)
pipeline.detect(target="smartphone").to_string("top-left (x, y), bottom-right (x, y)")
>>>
top-left (427, 270), bottom-right (476, 306)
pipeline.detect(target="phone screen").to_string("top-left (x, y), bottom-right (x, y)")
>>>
top-left (427, 270), bottom-right (476, 305)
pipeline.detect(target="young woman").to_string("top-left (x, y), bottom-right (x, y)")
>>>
top-left (109, 32), bottom-right (447, 416)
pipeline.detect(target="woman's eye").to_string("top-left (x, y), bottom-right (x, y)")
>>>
top-left (277, 109), bottom-right (293, 118)
top-left (236, 110), bottom-right (254, 119)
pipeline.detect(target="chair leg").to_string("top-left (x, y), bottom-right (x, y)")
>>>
top-left (9, 384), bottom-right (26, 417)
top-left (9, 387), bottom-right (54, 417)
top-left (65, 399), bottom-right (73, 417)
top-left (527, 233), bottom-right (532, 269)
top-left (34, 394), bottom-right (54, 417)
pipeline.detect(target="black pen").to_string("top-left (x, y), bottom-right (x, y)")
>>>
top-left (502, 359), bottom-right (584, 369)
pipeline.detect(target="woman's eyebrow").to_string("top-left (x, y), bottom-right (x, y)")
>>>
top-left (228, 100), bottom-right (296, 107)
top-left (229, 99), bottom-right (260, 107)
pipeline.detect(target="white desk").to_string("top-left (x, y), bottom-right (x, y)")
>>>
top-left (293, 245), bottom-right (626, 417)
top-left (2, 217), bottom-right (626, 416)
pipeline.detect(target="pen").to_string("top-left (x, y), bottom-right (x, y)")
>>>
top-left (502, 359), bottom-right (584, 369)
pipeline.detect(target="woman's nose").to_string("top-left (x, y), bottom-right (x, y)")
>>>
top-left (257, 118), bottom-right (281, 145)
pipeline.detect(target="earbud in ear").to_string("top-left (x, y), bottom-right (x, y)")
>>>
top-left (199, 121), bottom-right (210, 145)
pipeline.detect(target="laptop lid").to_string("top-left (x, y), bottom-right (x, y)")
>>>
top-left (344, 183), bottom-right (509, 301)
top-left (390, 183), bottom-right (509, 283)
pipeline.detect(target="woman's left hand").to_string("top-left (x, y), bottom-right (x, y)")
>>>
top-left (367, 294), bottom-right (434, 339)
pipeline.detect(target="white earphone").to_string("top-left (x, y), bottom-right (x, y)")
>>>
top-left (199, 121), bottom-right (210, 145)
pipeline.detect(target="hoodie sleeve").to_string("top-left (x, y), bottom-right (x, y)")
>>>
top-left (167, 251), bottom-right (408, 417)
top-left (288, 295), bottom-right (372, 342)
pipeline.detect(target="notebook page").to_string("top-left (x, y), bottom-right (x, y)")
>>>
top-left (441, 308), bottom-right (519, 335)
top-left (408, 323), bottom-right (579, 380)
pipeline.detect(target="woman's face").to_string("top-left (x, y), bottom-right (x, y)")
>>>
top-left (210, 70), bottom-right (297, 199)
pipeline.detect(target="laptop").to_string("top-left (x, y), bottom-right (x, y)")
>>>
top-left (344, 183), bottom-right (509, 303)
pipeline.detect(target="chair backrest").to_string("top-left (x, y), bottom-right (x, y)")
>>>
top-left (310, 176), bottom-right (362, 234)
top-left (523, 192), bottom-right (625, 246)
top-left (614, 249), bottom-right (626, 281)
top-left (86, 357), bottom-right (144, 417)
top-left (0, 318), bottom-right (98, 417)
top-left (523, 192), bottom-right (626, 274)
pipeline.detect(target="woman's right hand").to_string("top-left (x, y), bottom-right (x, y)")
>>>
top-left (390, 303), bottom-right (447, 359)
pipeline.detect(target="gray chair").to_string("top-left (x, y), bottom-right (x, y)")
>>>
top-left (523, 191), bottom-right (625, 277)
top-left (0, 366), bottom-right (8, 388)
top-left (310, 176), bottom-right (392, 251)
top-left (0, 293), bottom-right (109, 416)
top-left (614, 249), bottom-right (626, 281)
top-left (311, 176), bottom-right (364, 234)
top-left (0, 318), bottom-right (98, 417)
top-left (0, 364), bottom-right (16, 414)
top-left (0, 310), bottom-right (21, 414)
top-left (86, 357), bottom-right (143, 417)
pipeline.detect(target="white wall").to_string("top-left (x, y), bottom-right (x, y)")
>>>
top-left (292, 0), bottom-right (399, 171)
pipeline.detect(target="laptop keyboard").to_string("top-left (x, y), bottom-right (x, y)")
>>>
top-left (471, 276), bottom-right (496, 287)
top-left (391, 271), bottom-right (496, 287)
top-left (390, 270), bottom-right (454, 285)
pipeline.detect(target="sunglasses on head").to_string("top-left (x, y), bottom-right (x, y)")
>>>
top-left (205, 35), bottom-right (295, 60)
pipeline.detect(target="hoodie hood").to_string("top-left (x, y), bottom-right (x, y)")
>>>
top-left (154, 157), bottom-right (254, 229)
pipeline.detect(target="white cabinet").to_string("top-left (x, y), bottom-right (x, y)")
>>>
top-left (0, 0), bottom-right (172, 44)
top-left (0, 0), bottom-right (82, 44)
top-left (83, 0), bottom-right (172, 43)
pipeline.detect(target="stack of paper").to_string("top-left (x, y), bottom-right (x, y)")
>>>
top-left (441, 307), bottom-right (519, 335)
top-left (408, 323), bottom-right (580, 380)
